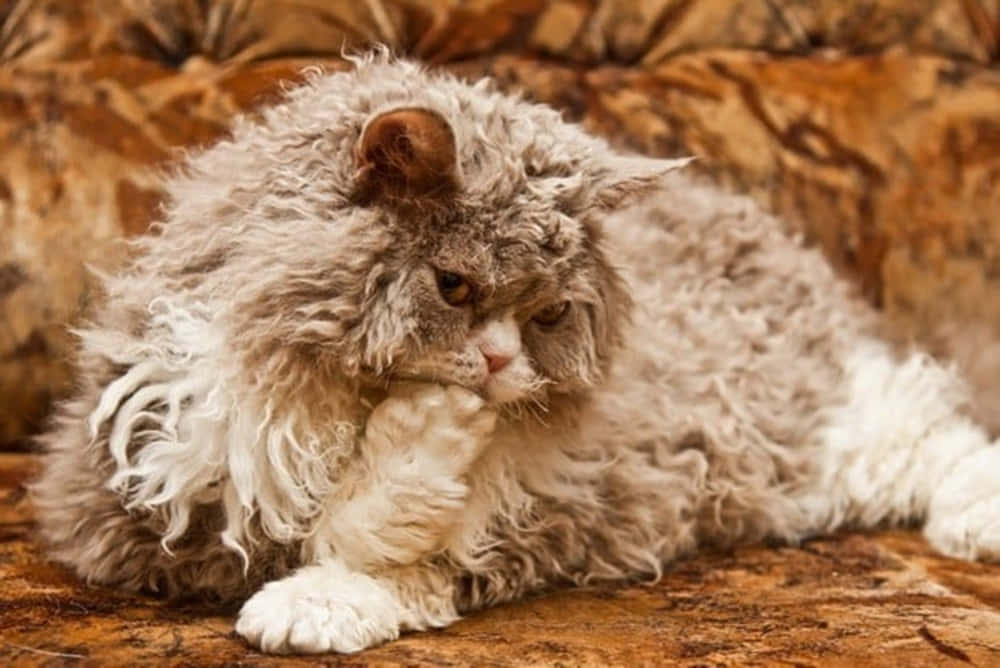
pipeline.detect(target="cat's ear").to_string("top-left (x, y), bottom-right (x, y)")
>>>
top-left (354, 107), bottom-right (459, 200)
top-left (592, 155), bottom-right (694, 210)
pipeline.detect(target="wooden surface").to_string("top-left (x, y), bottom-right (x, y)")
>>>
top-left (2, 453), bottom-right (999, 666)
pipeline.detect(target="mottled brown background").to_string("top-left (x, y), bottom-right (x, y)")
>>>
top-left (6, 0), bottom-right (1000, 447)
top-left (1, 1), bottom-right (1000, 665)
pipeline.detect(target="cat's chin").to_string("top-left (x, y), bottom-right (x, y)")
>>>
top-left (483, 377), bottom-right (531, 405)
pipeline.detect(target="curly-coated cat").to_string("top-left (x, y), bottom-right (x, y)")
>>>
top-left (33, 53), bottom-right (1000, 654)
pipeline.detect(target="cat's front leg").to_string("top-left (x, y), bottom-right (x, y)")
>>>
top-left (317, 382), bottom-right (496, 569)
top-left (236, 559), bottom-right (457, 654)
top-left (236, 384), bottom-right (491, 654)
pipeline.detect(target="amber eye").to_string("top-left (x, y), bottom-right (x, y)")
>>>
top-left (532, 301), bottom-right (570, 327)
top-left (437, 270), bottom-right (473, 306)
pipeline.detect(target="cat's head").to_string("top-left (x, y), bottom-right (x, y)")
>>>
top-left (162, 54), bottom-right (690, 410)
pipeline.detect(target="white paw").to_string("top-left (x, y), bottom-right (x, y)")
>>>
top-left (236, 568), bottom-right (401, 654)
top-left (924, 446), bottom-right (1000, 562)
top-left (925, 494), bottom-right (1000, 562)
top-left (369, 382), bottom-right (496, 466)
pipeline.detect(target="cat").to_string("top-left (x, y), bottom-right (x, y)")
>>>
top-left (32, 51), bottom-right (1000, 655)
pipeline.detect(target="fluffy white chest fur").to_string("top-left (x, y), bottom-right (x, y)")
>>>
top-left (32, 54), bottom-right (1000, 655)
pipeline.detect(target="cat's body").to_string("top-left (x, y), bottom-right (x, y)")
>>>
top-left (33, 54), bottom-right (1000, 654)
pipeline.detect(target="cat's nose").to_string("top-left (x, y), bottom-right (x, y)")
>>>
top-left (482, 350), bottom-right (512, 374)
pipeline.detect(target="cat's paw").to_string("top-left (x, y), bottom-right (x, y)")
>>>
top-left (924, 446), bottom-right (1000, 562)
top-left (368, 382), bottom-right (496, 467)
top-left (925, 494), bottom-right (1000, 562)
top-left (236, 568), bottom-right (400, 654)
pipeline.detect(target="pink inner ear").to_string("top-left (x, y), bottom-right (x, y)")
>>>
top-left (355, 107), bottom-right (458, 198)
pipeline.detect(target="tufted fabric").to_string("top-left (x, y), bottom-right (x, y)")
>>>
top-left (4, 1), bottom-right (1000, 446)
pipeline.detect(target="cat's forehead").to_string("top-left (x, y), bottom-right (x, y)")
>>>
top-left (295, 59), bottom-right (606, 280)
top-left (415, 200), bottom-right (591, 293)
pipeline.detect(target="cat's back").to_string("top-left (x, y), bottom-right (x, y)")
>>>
top-left (609, 174), bottom-right (804, 289)
top-left (606, 173), bottom-right (870, 334)
top-left (599, 173), bottom-right (878, 451)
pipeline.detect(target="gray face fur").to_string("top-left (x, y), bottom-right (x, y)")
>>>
top-left (149, 56), bottom-right (679, 408)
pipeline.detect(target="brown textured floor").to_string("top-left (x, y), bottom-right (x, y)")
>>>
top-left (1, 454), bottom-right (999, 666)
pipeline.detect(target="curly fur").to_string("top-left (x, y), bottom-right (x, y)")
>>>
top-left (33, 51), bottom-right (1000, 654)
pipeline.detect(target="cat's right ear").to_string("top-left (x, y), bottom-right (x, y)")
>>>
top-left (592, 155), bottom-right (695, 210)
top-left (354, 107), bottom-right (459, 201)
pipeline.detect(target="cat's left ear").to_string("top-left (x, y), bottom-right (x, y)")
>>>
top-left (592, 155), bottom-right (694, 210)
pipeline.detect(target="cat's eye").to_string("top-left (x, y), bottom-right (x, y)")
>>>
top-left (532, 301), bottom-right (570, 327)
top-left (437, 270), bottom-right (474, 306)
top-left (524, 161), bottom-right (569, 179)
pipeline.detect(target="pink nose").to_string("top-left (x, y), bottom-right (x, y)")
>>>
top-left (482, 350), bottom-right (512, 374)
